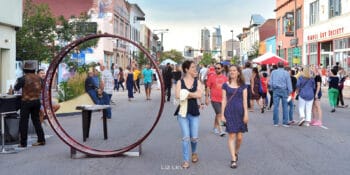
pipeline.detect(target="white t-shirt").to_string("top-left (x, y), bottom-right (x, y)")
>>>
top-left (242, 68), bottom-right (252, 85)
top-left (199, 67), bottom-right (208, 82)
top-left (101, 69), bottom-right (114, 94)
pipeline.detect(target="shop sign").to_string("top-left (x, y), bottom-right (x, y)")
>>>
top-left (293, 57), bottom-right (300, 64)
top-left (307, 27), bottom-right (344, 41)
top-left (285, 12), bottom-right (294, 37)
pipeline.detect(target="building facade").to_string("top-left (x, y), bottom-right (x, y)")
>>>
top-left (275, 0), bottom-right (304, 66)
top-left (222, 39), bottom-right (240, 61)
top-left (126, 3), bottom-right (145, 65)
top-left (238, 14), bottom-right (266, 63)
top-left (303, 0), bottom-right (350, 72)
top-left (0, 0), bottom-right (22, 93)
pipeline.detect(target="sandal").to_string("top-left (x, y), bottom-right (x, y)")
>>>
top-left (191, 153), bottom-right (198, 163)
top-left (230, 160), bottom-right (237, 169)
top-left (181, 162), bottom-right (190, 169)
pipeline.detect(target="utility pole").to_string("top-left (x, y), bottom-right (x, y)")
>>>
top-left (153, 29), bottom-right (169, 61)
top-left (231, 29), bottom-right (234, 62)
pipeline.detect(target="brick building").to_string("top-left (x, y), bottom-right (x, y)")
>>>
top-left (275, 0), bottom-right (303, 66)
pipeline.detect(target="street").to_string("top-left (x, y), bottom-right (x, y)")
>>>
top-left (1, 88), bottom-right (350, 175)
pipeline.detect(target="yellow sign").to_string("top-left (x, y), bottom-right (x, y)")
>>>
top-left (293, 57), bottom-right (300, 64)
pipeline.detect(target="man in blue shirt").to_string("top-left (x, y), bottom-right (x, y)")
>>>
top-left (142, 63), bottom-right (153, 100)
top-left (268, 61), bottom-right (292, 127)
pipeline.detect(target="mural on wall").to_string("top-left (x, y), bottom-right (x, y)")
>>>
top-left (98, 0), bottom-right (112, 18)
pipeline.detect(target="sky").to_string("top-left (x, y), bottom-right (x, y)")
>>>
top-left (132, 0), bottom-right (276, 52)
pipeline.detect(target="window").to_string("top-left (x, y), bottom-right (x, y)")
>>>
top-left (329, 0), bottom-right (341, 18)
top-left (309, 0), bottom-right (319, 25)
top-left (308, 43), bottom-right (317, 65)
top-left (277, 18), bottom-right (280, 36)
top-left (296, 8), bottom-right (302, 29)
top-left (113, 16), bottom-right (119, 34)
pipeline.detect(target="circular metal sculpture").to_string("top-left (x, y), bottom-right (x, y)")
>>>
top-left (43, 33), bottom-right (165, 156)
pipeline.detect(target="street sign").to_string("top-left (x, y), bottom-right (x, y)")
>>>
top-left (293, 47), bottom-right (300, 56)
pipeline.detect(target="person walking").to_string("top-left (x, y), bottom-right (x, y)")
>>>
top-left (337, 68), bottom-right (348, 108)
top-left (242, 62), bottom-right (252, 110)
top-left (296, 67), bottom-right (315, 127)
top-left (14, 62), bottom-right (46, 147)
top-left (328, 68), bottom-right (339, 112)
top-left (174, 60), bottom-right (204, 169)
top-left (163, 63), bottom-right (173, 102)
top-left (100, 65), bottom-right (114, 118)
top-left (267, 65), bottom-right (277, 110)
top-left (113, 65), bottom-right (120, 91)
top-left (250, 67), bottom-right (262, 112)
top-left (133, 65), bottom-right (141, 94)
top-left (286, 68), bottom-right (297, 124)
top-left (311, 66), bottom-right (323, 126)
top-left (117, 67), bottom-right (125, 91)
top-left (142, 63), bottom-right (153, 100)
top-left (125, 66), bottom-right (134, 101)
top-left (268, 62), bottom-right (292, 127)
top-left (205, 63), bottom-right (228, 136)
top-left (221, 64), bottom-right (248, 169)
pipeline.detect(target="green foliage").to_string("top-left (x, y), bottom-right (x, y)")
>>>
top-left (249, 41), bottom-right (260, 60)
top-left (16, 0), bottom-right (56, 62)
top-left (137, 50), bottom-right (148, 68)
top-left (230, 55), bottom-right (240, 65)
top-left (56, 13), bottom-right (98, 55)
top-left (16, 0), bottom-right (98, 63)
top-left (57, 73), bottom-right (87, 102)
top-left (57, 81), bottom-right (73, 102)
top-left (199, 52), bottom-right (214, 66)
top-left (160, 49), bottom-right (184, 63)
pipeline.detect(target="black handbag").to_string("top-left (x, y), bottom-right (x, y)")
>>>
top-left (173, 105), bottom-right (180, 116)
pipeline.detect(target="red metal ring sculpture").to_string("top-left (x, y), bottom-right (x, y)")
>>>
top-left (43, 33), bottom-right (165, 156)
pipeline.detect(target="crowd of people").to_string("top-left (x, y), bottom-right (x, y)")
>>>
top-left (173, 59), bottom-right (349, 170)
top-left (10, 59), bottom-right (349, 170)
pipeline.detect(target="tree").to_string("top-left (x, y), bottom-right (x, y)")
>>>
top-left (199, 52), bottom-right (214, 66)
top-left (16, 0), bottom-right (56, 62)
top-left (160, 49), bottom-right (184, 63)
top-left (137, 50), bottom-right (148, 68)
top-left (249, 41), bottom-right (260, 60)
top-left (230, 55), bottom-right (240, 65)
top-left (56, 13), bottom-right (99, 69)
top-left (16, 0), bottom-right (99, 64)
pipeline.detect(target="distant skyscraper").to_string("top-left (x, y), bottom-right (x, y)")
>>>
top-left (212, 26), bottom-right (222, 51)
top-left (201, 28), bottom-right (210, 53)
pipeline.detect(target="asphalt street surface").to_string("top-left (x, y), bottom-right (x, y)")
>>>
top-left (1, 87), bottom-right (350, 175)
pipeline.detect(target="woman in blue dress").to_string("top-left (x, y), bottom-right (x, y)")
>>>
top-left (221, 64), bottom-right (249, 169)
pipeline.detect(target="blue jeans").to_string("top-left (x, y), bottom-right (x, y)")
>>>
top-left (273, 89), bottom-right (289, 125)
top-left (87, 90), bottom-right (112, 118)
top-left (246, 84), bottom-right (251, 108)
top-left (288, 100), bottom-right (294, 122)
top-left (177, 114), bottom-right (199, 162)
top-left (114, 79), bottom-right (119, 90)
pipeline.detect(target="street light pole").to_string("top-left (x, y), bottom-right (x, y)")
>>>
top-left (230, 30), bottom-right (234, 62)
top-left (153, 29), bottom-right (169, 62)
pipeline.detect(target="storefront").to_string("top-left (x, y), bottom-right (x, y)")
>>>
top-left (304, 17), bottom-right (350, 72)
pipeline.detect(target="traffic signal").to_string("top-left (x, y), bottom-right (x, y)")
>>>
top-left (188, 48), bottom-right (192, 53)
top-left (200, 49), bottom-right (203, 53)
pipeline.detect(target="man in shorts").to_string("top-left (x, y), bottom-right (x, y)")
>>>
top-left (142, 63), bottom-right (153, 100)
top-left (205, 63), bottom-right (228, 136)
